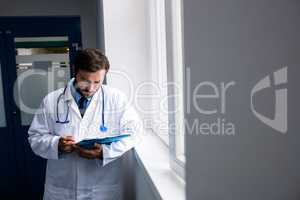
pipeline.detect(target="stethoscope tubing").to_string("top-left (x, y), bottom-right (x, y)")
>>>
top-left (56, 85), bottom-right (106, 132)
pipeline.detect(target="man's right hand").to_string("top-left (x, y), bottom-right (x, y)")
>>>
top-left (58, 136), bottom-right (76, 153)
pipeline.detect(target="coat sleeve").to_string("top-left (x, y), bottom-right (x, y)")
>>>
top-left (28, 98), bottom-right (61, 160)
top-left (101, 94), bottom-right (142, 166)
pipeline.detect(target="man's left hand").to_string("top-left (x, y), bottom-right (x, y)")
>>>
top-left (73, 143), bottom-right (103, 160)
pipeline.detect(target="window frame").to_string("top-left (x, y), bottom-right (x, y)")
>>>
top-left (149, 0), bottom-right (185, 179)
top-left (165, 0), bottom-right (186, 179)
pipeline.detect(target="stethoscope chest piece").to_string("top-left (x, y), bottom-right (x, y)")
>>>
top-left (100, 125), bottom-right (108, 132)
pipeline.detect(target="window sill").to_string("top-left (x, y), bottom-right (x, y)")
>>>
top-left (134, 130), bottom-right (185, 200)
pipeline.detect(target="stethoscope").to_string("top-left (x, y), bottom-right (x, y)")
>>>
top-left (56, 85), bottom-right (108, 132)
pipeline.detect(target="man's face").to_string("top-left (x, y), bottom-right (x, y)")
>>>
top-left (75, 69), bottom-right (106, 97)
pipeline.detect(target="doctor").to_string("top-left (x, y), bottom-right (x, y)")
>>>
top-left (28, 48), bottom-right (141, 200)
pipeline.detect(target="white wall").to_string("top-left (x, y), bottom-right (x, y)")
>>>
top-left (102, 1), bottom-right (161, 199)
top-left (102, 0), bottom-right (152, 122)
top-left (0, 0), bottom-right (98, 48)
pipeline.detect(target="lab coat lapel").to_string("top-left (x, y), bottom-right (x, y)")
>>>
top-left (81, 86), bottom-right (101, 123)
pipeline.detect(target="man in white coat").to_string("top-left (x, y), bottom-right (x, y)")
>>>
top-left (28, 48), bottom-right (141, 200)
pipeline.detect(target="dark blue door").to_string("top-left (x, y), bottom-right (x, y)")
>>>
top-left (0, 16), bottom-right (82, 199)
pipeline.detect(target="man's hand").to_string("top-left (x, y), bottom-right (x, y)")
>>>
top-left (73, 143), bottom-right (103, 160)
top-left (58, 136), bottom-right (76, 153)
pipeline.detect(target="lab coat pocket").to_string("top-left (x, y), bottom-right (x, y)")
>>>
top-left (92, 184), bottom-right (122, 200)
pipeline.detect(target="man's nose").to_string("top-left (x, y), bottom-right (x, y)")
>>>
top-left (86, 84), bottom-right (93, 91)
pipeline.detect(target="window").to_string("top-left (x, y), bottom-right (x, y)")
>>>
top-left (149, 0), bottom-right (169, 145)
top-left (149, 0), bottom-right (185, 179)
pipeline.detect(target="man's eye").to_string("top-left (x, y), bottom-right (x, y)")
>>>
top-left (84, 80), bottom-right (92, 84)
top-left (78, 81), bottom-right (89, 86)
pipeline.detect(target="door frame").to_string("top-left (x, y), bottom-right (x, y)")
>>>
top-left (0, 16), bottom-right (82, 199)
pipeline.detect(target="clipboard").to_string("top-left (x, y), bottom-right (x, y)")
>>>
top-left (76, 134), bottom-right (130, 149)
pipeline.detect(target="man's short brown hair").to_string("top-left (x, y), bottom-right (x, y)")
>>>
top-left (74, 48), bottom-right (110, 75)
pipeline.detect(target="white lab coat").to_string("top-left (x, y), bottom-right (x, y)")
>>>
top-left (28, 78), bottom-right (141, 200)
